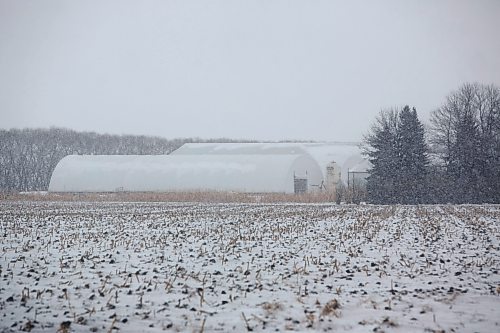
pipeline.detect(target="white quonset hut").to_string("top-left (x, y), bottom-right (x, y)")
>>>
top-left (48, 154), bottom-right (323, 194)
top-left (171, 142), bottom-right (369, 187)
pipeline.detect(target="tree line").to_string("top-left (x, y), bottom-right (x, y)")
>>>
top-left (364, 82), bottom-right (500, 204)
top-left (2, 82), bottom-right (498, 203)
top-left (0, 128), bottom-right (247, 192)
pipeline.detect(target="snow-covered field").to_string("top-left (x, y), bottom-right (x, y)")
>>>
top-left (1, 202), bottom-right (499, 332)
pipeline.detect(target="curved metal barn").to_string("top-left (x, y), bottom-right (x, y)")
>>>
top-left (171, 142), bottom-right (369, 184)
top-left (48, 154), bottom-right (323, 193)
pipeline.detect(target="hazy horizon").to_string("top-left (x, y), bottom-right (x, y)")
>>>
top-left (1, 1), bottom-right (499, 141)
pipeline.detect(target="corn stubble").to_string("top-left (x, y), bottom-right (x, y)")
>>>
top-left (0, 201), bottom-right (499, 332)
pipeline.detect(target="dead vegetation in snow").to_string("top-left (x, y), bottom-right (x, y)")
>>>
top-left (0, 202), bottom-right (499, 332)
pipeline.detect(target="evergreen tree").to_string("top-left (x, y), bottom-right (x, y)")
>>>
top-left (364, 109), bottom-right (400, 204)
top-left (364, 106), bottom-right (429, 204)
top-left (397, 106), bottom-right (429, 204)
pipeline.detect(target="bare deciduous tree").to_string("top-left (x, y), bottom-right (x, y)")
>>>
top-left (430, 83), bottom-right (500, 203)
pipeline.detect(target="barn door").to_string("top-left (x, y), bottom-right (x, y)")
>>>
top-left (294, 176), bottom-right (307, 194)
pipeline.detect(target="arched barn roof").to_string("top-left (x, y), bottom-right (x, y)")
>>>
top-left (171, 142), bottom-right (370, 183)
top-left (48, 154), bottom-right (323, 193)
top-left (171, 143), bottom-right (310, 156)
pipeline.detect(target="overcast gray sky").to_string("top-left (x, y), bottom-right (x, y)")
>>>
top-left (1, 0), bottom-right (499, 141)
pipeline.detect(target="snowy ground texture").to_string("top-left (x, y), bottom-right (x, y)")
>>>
top-left (1, 202), bottom-right (499, 333)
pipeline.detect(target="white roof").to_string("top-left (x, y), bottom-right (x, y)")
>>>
top-left (171, 143), bottom-right (310, 155)
top-left (171, 143), bottom-right (370, 182)
top-left (48, 154), bottom-right (323, 194)
top-left (348, 158), bottom-right (372, 173)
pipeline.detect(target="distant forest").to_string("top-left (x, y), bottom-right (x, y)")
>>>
top-left (0, 127), bottom-right (253, 192)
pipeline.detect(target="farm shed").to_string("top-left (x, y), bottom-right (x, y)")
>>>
top-left (48, 154), bottom-right (323, 193)
top-left (171, 142), bottom-right (370, 186)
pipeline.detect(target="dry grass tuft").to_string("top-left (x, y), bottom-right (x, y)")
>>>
top-left (3, 190), bottom-right (337, 203)
top-left (262, 301), bottom-right (284, 314)
top-left (321, 299), bottom-right (341, 317)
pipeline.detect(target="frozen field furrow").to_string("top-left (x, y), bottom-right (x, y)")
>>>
top-left (0, 202), bottom-right (499, 332)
